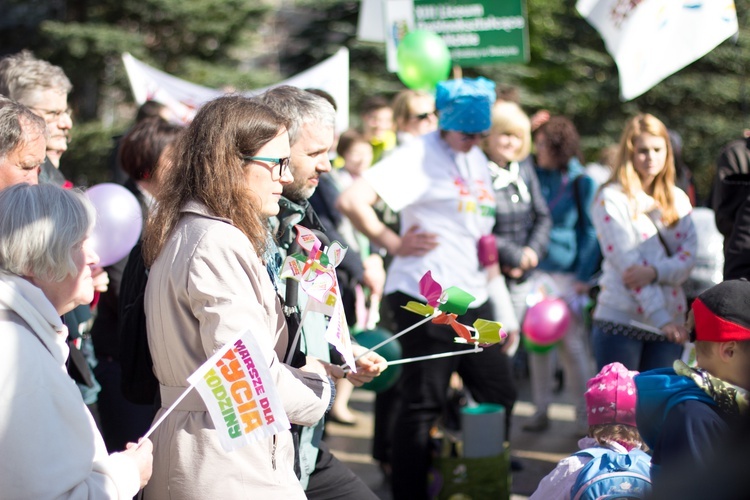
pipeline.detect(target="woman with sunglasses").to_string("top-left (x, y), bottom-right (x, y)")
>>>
top-left (338, 77), bottom-right (517, 500)
top-left (141, 96), bottom-right (334, 499)
top-left (391, 89), bottom-right (438, 145)
top-left (482, 101), bottom-right (552, 357)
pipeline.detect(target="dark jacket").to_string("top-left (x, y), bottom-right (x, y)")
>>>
top-left (635, 367), bottom-right (724, 486)
top-left (711, 138), bottom-right (750, 280)
top-left (91, 179), bottom-right (148, 361)
top-left (491, 157), bottom-right (551, 282)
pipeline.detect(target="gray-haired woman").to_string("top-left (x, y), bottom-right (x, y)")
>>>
top-left (0, 183), bottom-right (153, 498)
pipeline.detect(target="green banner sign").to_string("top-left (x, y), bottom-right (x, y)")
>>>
top-left (413, 0), bottom-right (529, 67)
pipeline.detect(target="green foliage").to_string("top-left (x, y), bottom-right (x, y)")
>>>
top-left (59, 121), bottom-right (126, 187)
top-left (2, 0), bottom-right (749, 202)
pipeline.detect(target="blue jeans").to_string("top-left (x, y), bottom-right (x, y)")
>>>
top-left (592, 323), bottom-right (683, 372)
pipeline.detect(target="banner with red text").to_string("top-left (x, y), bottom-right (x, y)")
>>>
top-left (576, 0), bottom-right (738, 100)
top-left (187, 331), bottom-right (289, 452)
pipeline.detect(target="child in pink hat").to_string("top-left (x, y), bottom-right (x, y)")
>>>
top-left (529, 362), bottom-right (650, 499)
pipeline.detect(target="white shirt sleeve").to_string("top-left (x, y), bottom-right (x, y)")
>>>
top-left (363, 143), bottom-right (430, 213)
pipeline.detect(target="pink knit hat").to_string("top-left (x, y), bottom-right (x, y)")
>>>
top-left (585, 362), bottom-right (639, 427)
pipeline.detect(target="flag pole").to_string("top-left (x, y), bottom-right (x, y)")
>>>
top-left (348, 314), bottom-right (435, 365)
top-left (141, 384), bottom-right (195, 442)
top-left (284, 304), bottom-right (311, 364)
top-left (386, 347), bottom-right (484, 366)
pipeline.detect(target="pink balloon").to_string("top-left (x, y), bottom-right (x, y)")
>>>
top-left (522, 297), bottom-right (571, 346)
top-left (86, 183), bottom-right (143, 267)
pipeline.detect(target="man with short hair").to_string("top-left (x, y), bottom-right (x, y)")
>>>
top-left (0, 96), bottom-right (46, 189)
top-left (258, 85), bottom-right (384, 499)
top-left (636, 279), bottom-right (750, 492)
top-left (0, 50), bottom-right (73, 185)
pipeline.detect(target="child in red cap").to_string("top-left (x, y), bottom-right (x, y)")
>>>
top-left (635, 278), bottom-right (750, 490)
top-left (530, 362), bottom-right (649, 499)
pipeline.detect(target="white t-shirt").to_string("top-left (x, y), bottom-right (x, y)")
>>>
top-left (364, 131), bottom-right (496, 307)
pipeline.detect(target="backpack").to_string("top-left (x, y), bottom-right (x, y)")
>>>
top-left (570, 447), bottom-right (652, 500)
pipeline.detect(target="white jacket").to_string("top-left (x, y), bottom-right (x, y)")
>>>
top-left (0, 273), bottom-right (140, 499)
top-left (592, 184), bottom-right (697, 329)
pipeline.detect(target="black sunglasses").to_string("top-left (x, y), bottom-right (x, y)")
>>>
top-left (242, 156), bottom-right (291, 179)
top-left (460, 131), bottom-right (490, 141)
top-left (412, 111), bottom-right (437, 121)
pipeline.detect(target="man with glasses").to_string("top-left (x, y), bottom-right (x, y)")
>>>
top-left (258, 86), bottom-right (386, 499)
top-left (0, 51), bottom-right (73, 185)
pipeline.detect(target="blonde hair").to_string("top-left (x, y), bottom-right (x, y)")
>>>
top-left (589, 424), bottom-right (648, 451)
top-left (608, 113), bottom-right (679, 225)
top-left (485, 101), bottom-right (532, 161)
top-left (392, 89), bottom-right (432, 131)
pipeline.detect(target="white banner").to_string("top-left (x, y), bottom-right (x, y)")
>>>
top-left (123, 48), bottom-right (350, 131)
top-left (576, 0), bottom-right (738, 101)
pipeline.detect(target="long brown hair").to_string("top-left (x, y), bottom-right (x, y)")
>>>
top-left (608, 113), bottom-right (678, 225)
top-left (142, 95), bottom-right (290, 266)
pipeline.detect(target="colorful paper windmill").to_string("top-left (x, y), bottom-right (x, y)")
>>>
top-left (401, 271), bottom-right (507, 346)
top-left (280, 225), bottom-right (355, 370)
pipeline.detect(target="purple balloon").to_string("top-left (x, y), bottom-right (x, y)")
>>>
top-left (86, 183), bottom-right (143, 267)
top-left (522, 297), bottom-right (571, 346)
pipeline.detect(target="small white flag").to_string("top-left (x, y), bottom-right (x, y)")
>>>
top-left (187, 331), bottom-right (290, 452)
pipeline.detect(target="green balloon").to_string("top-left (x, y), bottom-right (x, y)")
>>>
top-left (396, 30), bottom-right (452, 91)
top-left (521, 334), bottom-right (558, 354)
top-left (354, 328), bottom-right (403, 393)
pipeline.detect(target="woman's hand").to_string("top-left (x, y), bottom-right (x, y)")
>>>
top-left (91, 267), bottom-right (110, 293)
top-left (520, 247), bottom-right (538, 270)
top-left (396, 225), bottom-right (439, 257)
top-left (122, 438), bottom-right (154, 490)
top-left (623, 264), bottom-right (657, 290)
top-left (660, 323), bottom-right (689, 344)
top-left (501, 265), bottom-right (524, 279)
top-left (301, 356), bottom-right (345, 379)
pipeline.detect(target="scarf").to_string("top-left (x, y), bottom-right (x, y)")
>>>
top-left (674, 359), bottom-right (750, 417)
top-left (489, 161), bottom-right (530, 203)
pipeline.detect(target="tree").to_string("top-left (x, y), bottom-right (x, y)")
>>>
top-left (1, 0), bottom-right (277, 183)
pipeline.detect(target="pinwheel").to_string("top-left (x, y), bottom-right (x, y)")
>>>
top-left (401, 271), bottom-right (507, 346)
top-left (347, 271), bottom-right (508, 369)
top-left (280, 225), bottom-right (355, 371)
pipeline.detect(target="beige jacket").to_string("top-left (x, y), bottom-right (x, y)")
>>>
top-left (143, 201), bottom-right (331, 499)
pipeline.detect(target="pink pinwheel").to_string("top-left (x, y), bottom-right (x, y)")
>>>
top-left (401, 271), bottom-right (507, 345)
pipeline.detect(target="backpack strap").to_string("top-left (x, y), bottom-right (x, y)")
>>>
top-left (573, 447), bottom-right (610, 460)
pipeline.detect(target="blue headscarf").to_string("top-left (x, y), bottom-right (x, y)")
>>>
top-left (435, 77), bottom-right (496, 134)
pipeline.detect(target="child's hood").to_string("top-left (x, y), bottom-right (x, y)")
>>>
top-left (634, 367), bottom-right (714, 450)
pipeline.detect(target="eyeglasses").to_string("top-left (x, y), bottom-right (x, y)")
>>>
top-left (31, 106), bottom-right (72, 123)
top-left (242, 156), bottom-right (291, 179)
top-left (460, 131), bottom-right (490, 141)
top-left (411, 111), bottom-right (437, 121)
